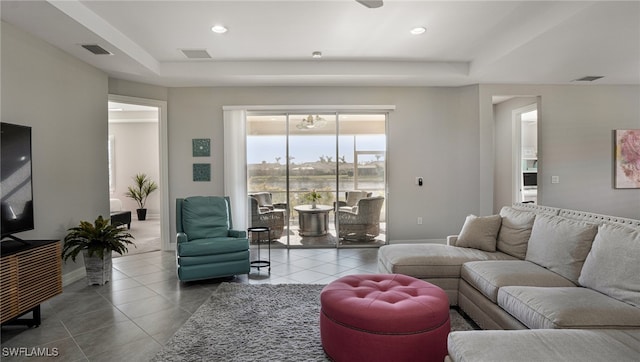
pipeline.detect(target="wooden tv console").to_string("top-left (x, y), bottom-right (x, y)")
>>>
top-left (0, 239), bottom-right (62, 327)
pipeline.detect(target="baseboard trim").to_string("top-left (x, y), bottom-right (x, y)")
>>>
top-left (387, 238), bottom-right (446, 244)
top-left (63, 267), bottom-right (86, 287)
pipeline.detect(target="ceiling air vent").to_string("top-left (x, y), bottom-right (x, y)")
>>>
top-left (180, 49), bottom-right (212, 59)
top-left (81, 44), bottom-right (112, 55)
top-left (573, 76), bottom-right (604, 82)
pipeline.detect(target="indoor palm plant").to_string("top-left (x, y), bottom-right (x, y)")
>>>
top-left (125, 173), bottom-right (158, 220)
top-left (62, 215), bottom-right (135, 285)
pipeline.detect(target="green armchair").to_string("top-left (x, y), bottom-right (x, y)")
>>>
top-left (176, 196), bottom-right (250, 281)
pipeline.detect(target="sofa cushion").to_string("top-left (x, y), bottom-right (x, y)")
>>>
top-left (461, 260), bottom-right (575, 303)
top-left (496, 207), bottom-right (536, 259)
top-left (579, 223), bottom-right (640, 308)
top-left (455, 214), bottom-right (502, 252)
top-left (498, 286), bottom-right (640, 329)
top-left (525, 215), bottom-right (598, 283)
top-left (377, 244), bottom-right (517, 279)
top-left (182, 197), bottom-right (230, 240)
top-left (447, 329), bottom-right (640, 362)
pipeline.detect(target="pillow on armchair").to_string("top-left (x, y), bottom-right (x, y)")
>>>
top-left (249, 192), bottom-right (274, 212)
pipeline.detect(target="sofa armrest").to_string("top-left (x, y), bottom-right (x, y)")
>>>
top-left (177, 232), bottom-right (188, 243)
top-left (229, 229), bottom-right (247, 238)
top-left (447, 235), bottom-right (459, 246)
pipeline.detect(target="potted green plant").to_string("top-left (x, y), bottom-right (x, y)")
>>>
top-left (305, 189), bottom-right (322, 209)
top-left (125, 173), bottom-right (158, 220)
top-left (62, 215), bottom-right (135, 285)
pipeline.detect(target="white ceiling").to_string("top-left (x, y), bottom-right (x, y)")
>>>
top-left (2, 0), bottom-right (639, 87)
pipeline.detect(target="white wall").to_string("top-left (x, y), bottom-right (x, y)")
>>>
top-left (483, 85), bottom-right (640, 219)
top-left (109, 122), bottom-right (160, 215)
top-left (164, 84), bottom-right (640, 245)
top-left (167, 86), bottom-right (483, 243)
top-left (1, 21), bottom-right (109, 277)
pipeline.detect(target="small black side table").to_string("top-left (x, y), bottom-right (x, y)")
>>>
top-left (248, 226), bottom-right (271, 273)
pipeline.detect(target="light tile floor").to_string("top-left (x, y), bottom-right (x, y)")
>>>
top-left (1, 247), bottom-right (380, 361)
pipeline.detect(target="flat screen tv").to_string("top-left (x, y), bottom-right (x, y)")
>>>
top-left (1, 122), bottom-right (35, 239)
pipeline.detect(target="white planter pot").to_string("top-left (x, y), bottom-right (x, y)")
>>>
top-left (83, 250), bottom-right (112, 285)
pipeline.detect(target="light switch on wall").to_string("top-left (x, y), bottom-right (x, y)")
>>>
top-left (416, 177), bottom-right (423, 186)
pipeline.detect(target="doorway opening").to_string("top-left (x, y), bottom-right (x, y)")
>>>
top-left (516, 105), bottom-right (538, 204)
top-left (107, 95), bottom-right (170, 254)
top-left (491, 96), bottom-right (540, 211)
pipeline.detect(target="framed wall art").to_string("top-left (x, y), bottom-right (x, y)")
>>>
top-left (615, 129), bottom-right (640, 189)
top-left (192, 138), bottom-right (211, 157)
top-left (193, 163), bottom-right (211, 182)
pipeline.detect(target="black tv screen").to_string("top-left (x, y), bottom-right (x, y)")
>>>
top-left (523, 172), bottom-right (537, 187)
top-left (1, 122), bottom-right (35, 238)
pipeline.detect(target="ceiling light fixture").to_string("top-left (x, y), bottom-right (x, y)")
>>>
top-left (410, 27), bottom-right (426, 35)
top-left (211, 25), bottom-right (228, 34)
top-left (296, 115), bottom-right (327, 130)
top-left (312, 51), bottom-right (322, 59)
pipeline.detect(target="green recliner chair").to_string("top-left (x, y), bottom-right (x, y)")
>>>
top-left (176, 196), bottom-right (250, 281)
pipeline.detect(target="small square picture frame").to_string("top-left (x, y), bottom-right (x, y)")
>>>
top-left (193, 163), bottom-right (211, 182)
top-left (192, 138), bottom-right (211, 157)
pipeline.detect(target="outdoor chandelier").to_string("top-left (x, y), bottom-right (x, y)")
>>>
top-left (296, 115), bottom-right (327, 130)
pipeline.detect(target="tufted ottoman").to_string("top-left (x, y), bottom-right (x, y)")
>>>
top-left (320, 274), bottom-right (450, 362)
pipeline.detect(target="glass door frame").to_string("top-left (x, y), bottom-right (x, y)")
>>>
top-left (245, 110), bottom-right (389, 249)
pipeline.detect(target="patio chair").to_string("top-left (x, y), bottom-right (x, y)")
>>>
top-left (337, 196), bottom-right (385, 241)
top-left (249, 192), bottom-right (288, 213)
top-left (249, 196), bottom-right (286, 241)
top-left (176, 196), bottom-right (250, 281)
top-left (335, 190), bottom-right (372, 212)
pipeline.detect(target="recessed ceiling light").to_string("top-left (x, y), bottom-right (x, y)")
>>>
top-left (410, 27), bottom-right (426, 35)
top-left (211, 25), bottom-right (228, 34)
top-left (312, 51), bottom-right (322, 59)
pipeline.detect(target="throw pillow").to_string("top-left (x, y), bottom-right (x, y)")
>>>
top-left (579, 223), bottom-right (640, 308)
top-left (525, 215), bottom-right (598, 283)
top-left (456, 214), bottom-right (502, 252)
top-left (497, 207), bottom-right (536, 259)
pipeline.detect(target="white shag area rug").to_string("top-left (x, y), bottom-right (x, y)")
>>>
top-left (153, 283), bottom-right (476, 361)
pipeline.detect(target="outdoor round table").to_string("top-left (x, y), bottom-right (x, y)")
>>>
top-left (293, 204), bottom-right (332, 236)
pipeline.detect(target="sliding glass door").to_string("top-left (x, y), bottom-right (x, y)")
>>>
top-left (247, 111), bottom-right (386, 248)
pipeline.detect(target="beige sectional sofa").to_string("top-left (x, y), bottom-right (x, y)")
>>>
top-left (378, 203), bottom-right (640, 361)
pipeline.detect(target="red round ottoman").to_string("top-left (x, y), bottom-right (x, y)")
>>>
top-left (320, 274), bottom-right (450, 362)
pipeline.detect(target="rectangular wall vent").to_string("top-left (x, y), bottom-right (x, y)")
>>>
top-left (180, 49), bottom-right (212, 59)
top-left (573, 76), bottom-right (604, 82)
top-left (81, 44), bottom-right (112, 55)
